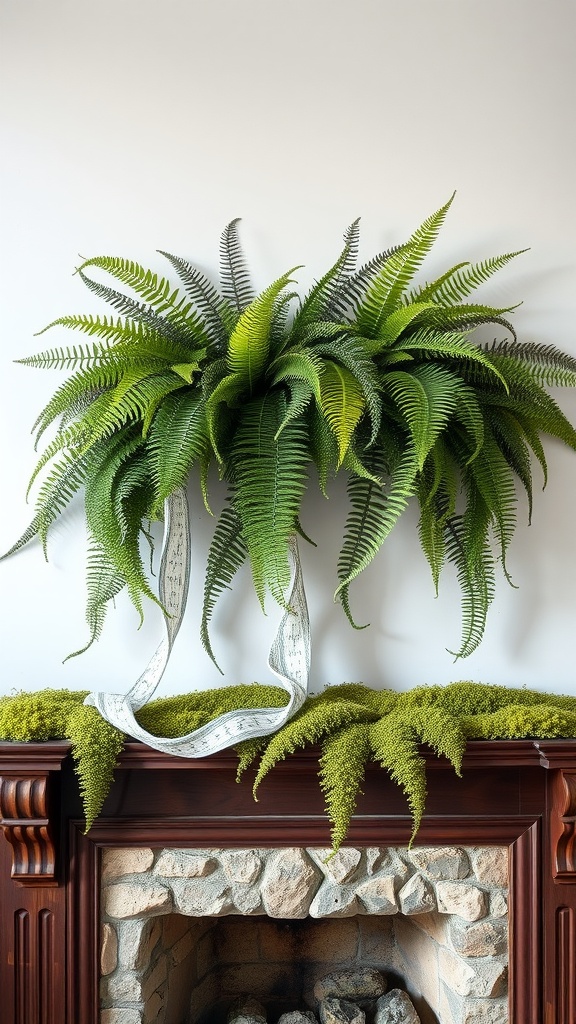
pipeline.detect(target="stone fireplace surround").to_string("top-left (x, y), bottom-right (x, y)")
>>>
top-left (99, 843), bottom-right (509, 1024)
top-left (1, 738), bottom-right (576, 1023)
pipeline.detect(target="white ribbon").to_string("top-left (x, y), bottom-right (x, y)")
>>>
top-left (84, 487), bottom-right (310, 755)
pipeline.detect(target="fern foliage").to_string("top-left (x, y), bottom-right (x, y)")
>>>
top-left (4, 203), bottom-right (576, 664)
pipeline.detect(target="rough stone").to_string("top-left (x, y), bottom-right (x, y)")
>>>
top-left (106, 969), bottom-right (142, 1002)
top-left (171, 877), bottom-right (233, 916)
top-left (277, 1014), bottom-right (317, 1023)
top-left (490, 892), bottom-right (508, 918)
top-left (365, 848), bottom-right (387, 875)
top-left (100, 922), bottom-right (118, 976)
top-left (101, 1011), bottom-right (142, 1024)
top-left (314, 967), bottom-right (386, 1002)
top-left (398, 873), bottom-right (436, 916)
top-left (450, 919), bottom-right (508, 957)
top-left (104, 882), bottom-right (172, 919)
top-left (221, 850), bottom-right (262, 884)
top-left (461, 998), bottom-right (508, 1024)
top-left (261, 849), bottom-right (321, 918)
top-left (309, 884), bottom-right (359, 918)
top-left (438, 948), bottom-right (508, 998)
top-left (116, 919), bottom-right (149, 970)
top-left (154, 849), bottom-right (217, 878)
top-left (228, 1018), bottom-right (265, 1024)
top-left (408, 847), bottom-right (469, 880)
top-left (232, 886), bottom-right (262, 914)
top-left (375, 989), bottom-right (421, 1023)
top-left (436, 881), bottom-right (487, 921)
top-left (470, 848), bottom-right (508, 888)
top-left (102, 847), bottom-right (155, 880)
top-left (310, 849), bottom-right (362, 883)
top-left (319, 998), bottom-right (365, 1023)
top-left (227, 995), bottom-right (266, 1022)
top-left (356, 875), bottom-right (398, 914)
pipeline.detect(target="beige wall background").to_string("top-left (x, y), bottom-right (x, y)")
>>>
top-left (1, 0), bottom-right (576, 698)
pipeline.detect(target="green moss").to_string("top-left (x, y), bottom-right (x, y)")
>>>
top-left (3, 681), bottom-right (576, 847)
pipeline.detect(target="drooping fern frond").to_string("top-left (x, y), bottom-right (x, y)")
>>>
top-left (230, 392), bottom-right (309, 608)
top-left (147, 391), bottom-right (211, 516)
top-left (318, 360), bottom-right (367, 465)
top-left (335, 443), bottom-right (420, 627)
top-left (253, 693), bottom-right (379, 796)
top-left (319, 721), bottom-right (371, 853)
top-left (200, 502), bottom-right (248, 671)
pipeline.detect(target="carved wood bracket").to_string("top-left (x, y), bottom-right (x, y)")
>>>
top-left (550, 769), bottom-right (576, 882)
top-left (0, 774), bottom-right (57, 885)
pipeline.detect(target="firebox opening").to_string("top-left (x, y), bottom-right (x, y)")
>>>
top-left (100, 846), bottom-right (509, 1024)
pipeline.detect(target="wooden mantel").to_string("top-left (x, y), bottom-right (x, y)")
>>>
top-left (1, 738), bottom-right (576, 1024)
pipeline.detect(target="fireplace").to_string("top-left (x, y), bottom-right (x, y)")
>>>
top-left (1, 738), bottom-right (576, 1023)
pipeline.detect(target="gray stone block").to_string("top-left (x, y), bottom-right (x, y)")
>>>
top-left (319, 998), bottom-right (365, 1023)
top-left (375, 989), bottom-right (421, 1023)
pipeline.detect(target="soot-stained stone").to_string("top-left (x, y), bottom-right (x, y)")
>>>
top-left (319, 998), bottom-right (365, 1023)
top-left (314, 967), bottom-right (386, 1002)
top-left (374, 989), bottom-right (421, 1023)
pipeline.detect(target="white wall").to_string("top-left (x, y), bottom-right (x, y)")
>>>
top-left (1, 0), bottom-right (576, 700)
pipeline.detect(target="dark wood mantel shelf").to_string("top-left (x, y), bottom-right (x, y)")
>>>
top-left (1, 738), bottom-right (576, 1023)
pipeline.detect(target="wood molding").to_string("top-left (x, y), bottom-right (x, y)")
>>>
top-left (0, 774), bottom-right (57, 885)
top-left (550, 769), bottom-right (576, 881)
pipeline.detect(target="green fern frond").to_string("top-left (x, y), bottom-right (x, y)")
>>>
top-left (270, 349), bottom-right (324, 404)
top-left (487, 339), bottom-right (576, 388)
top-left (253, 694), bottom-right (379, 795)
top-left (313, 337), bottom-right (382, 445)
top-left (77, 269), bottom-right (200, 350)
top-left (147, 391), bottom-right (210, 516)
top-left (487, 407), bottom-right (534, 519)
top-left (444, 511), bottom-right (495, 658)
top-left (158, 249), bottom-right (233, 347)
top-left (230, 393), bottom-right (309, 608)
top-left (227, 268), bottom-right (299, 393)
top-left (83, 431), bottom-right (161, 624)
top-left (319, 722), bottom-right (370, 852)
top-left (382, 364), bottom-right (463, 470)
top-left (330, 247), bottom-right (401, 320)
top-left (78, 256), bottom-right (210, 342)
top-left (291, 219), bottom-right (360, 339)
top-left (355, 195), bottom-right (455, 336)
top-left (308, 403), bottom-right (339, 495)
top-left (274, 377), bottom-right (314, 440)
top-left (219, 219), bottom-right (255, 312)
top-left (319, 359), bottom-right (366, 465)
top-left (1, 448), bottom-right (93, 559)
top-left (369, 714), bottom-right (427, 841)
top-left (64, 537), bottom-right (127, 659)
top-left (336, 444), bottom-right (419, 626)
top-left (200, 502), bottom-right (248, 671)
top-left (409, 250), bottom-right (526, 306)
top-left (462, 427), bottom-right (518, 579)
top-left (376, 301), bottom-right (438, 345)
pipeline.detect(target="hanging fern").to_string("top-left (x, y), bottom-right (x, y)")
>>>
top-left (3, 201), bottom-right (576, 666)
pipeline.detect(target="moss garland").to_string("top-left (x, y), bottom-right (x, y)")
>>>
top-left (2, 681), bottom-right (576, 848)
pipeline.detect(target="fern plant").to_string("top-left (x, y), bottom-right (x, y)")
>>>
top-left (4, 201), bottom-right (576, 667)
